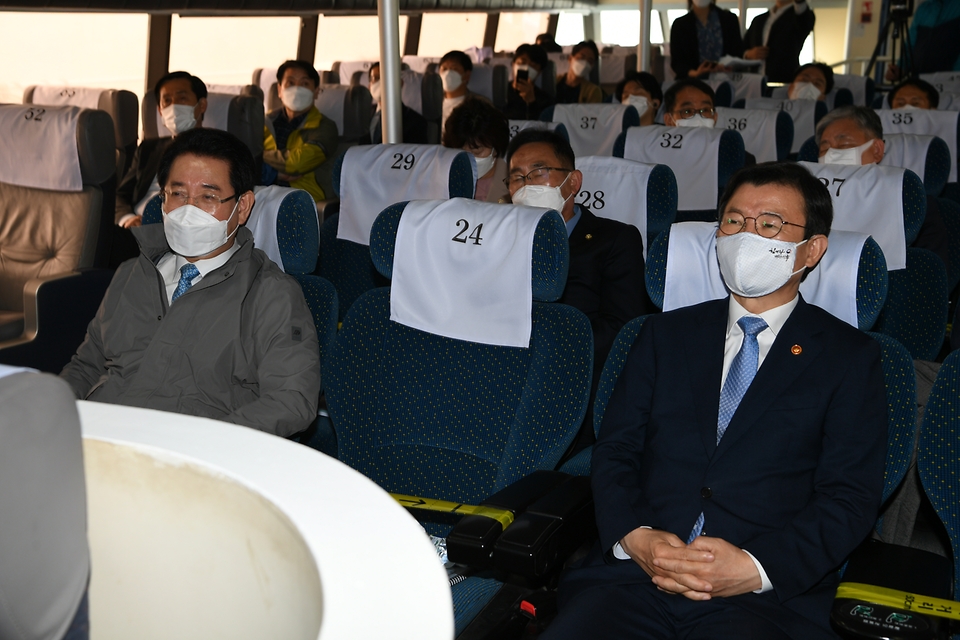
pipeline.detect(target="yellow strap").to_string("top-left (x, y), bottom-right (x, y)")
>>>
top-left (837, 582), bottom-right (960, 621)
top-left (391, 493), bottom-right (515, 530)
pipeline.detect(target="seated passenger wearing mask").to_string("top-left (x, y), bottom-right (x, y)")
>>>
top-left (503, 43), bottom-right (556, 121)
top-left (543, 162), bottom-right (886, 640)
top-left (616, 71), bottom-right (663, 127)
top-left (116, 71), bottom-right (207, 230)
top-left (664, 79), bottom-right (757, 165)
top-left (439, 50), bottom-right (484, 133)
top-left (887, 77), bottom-right (940, 109)
top-left (786, 62), bottom-right (833, 101)
top-left (262, 59), bottom-right (338, 203)
top-left (556, 40), bottom-right (603, 104)
top-left (443, 97), bottom-right (510, 203)
top-left (506, 129), bottom-right (651, 453)
top-left (817, 105), bottom-right (950, 273)
top-left (363, 62), bottom-right (428, 144)
top-left (61, 128), bottom-right (321, 438)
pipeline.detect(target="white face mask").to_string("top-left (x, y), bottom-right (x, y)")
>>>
top-left (514, 64), bottom-right (539, 83)
top-left (693, 0), bottom-right (712, 8)
top-left (160, 104), bottom-right (197, 136)
top-left (623, 95), bottom-right (651, 118)
top-left (163, 200), bottom-right (240, 259)
top-left (676, 114), bottom-right (715, 128)
top-left (370, 80), bottom-right (381, 104)
top-left (893, 104), bottom-right (916, 110)
top-left (789, 82), bottom-right (822, 101)
top-left (818, 138), bottom-right (877, 166)
top-left (716, 232), bottom-right (807, 297)
top-left (474, 151), bottom-right (497, 177)
top-left (570, 58), bottom-right (593, 79)
top-left (440, 69), bottom-right (463, 92)
top-left (511, 173), bottom-right (571, 211)
top-left (281, 86), bottom-right (315, 112)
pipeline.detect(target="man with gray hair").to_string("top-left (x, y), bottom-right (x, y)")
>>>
top-left (816, 105), bottom-right (949, 273)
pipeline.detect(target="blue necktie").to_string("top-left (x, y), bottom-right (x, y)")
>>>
top-left (171, 263), bottom-right (200, 303)
top-left (687, 315), bottom-right (768, 543)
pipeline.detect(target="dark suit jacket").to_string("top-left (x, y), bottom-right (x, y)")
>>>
top-left (744, 3), bottom-right (816, 83)
top-left (115, 137), bottom-right (173, 224)
top-left (670, 7), bottom-right (744, 79)
top-left (581, 296), bottom-right (886, 636)
top-left (363, 105), bottom-right (429, 145)
top-left (561, 206), bottom-right (652, 380)
top-left (502, 85), bottom-right (555, 121)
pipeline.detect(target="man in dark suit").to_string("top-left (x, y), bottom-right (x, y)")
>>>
top-left (361, 62), bottom-right (429, 145)
top-left (543, 162), bottom-right (887, 639)
top-left (506, 129), bottom-right (652, 453)
top-left (744, 0), bottom-right (816, 83)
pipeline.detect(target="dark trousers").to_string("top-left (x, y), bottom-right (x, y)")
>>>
top-left (62, 589), bottom-right (89, 640)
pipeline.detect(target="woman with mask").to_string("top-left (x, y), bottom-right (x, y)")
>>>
top-left (786, 62), bottom-right (833, 101)
top-left (556, 41), bottom-right (603, 104)
top-left (443, 98), bottom-right (510, 203)
top-left (669, 0), bottom-right (744, 80)
top-left (615, 72), bottom-right (663, 126)
top-left (262, 59), bottom-right (339, 202)
top-left (502, 43), bottom-right (555, 121)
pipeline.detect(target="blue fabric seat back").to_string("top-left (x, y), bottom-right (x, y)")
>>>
top-left (328, 201), bottom-right (593, 516)
top-left (874, 247), bottom-right (949, 360)
top-left (322, 148), bottom-right (475, 320)
top-left (939, 197), bottom-right (960, 291)
top-left (613, 128), bottom-right (744, 223)
top-left (645, 164), bottom-right (679, 243)
top-left (864, 332), bottom-right (918, 506)
top-left (917, 349), bottom-right (960, 598)
top-left (644, 226), bottom-right (888, 330)
top-left (774, 109), bottom-right (794, 161)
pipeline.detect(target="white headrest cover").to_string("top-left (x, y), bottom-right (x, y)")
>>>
top-left (576, 156), bottom-right (655, 259)
top-left (880, 133), bottom-right (935, 184)
top-left (551, 103), bottom-right (632, 157)
top-left (663, 221), bottom-right (865, 327)
top-left (799, 161), bottom-right (907, 270)
top-left (31, 86), bottom-right (103, 110)
top-left (0, 104), bottom-right (83, 191)
top-left (831, 75), bottom-right (868, 106)
top-left (623, 125), bottom-right (723, 210)
top-left (338, 144), bottom-right (474, 246)
top-left (876, 109), bottom-right (958, 181)
top-left (357, 69), bottom-right (424, 115)
top-left (508, 120), bottom-right (560, 140)
top-left (391, 199), bottom-right (541, 348)
top-left (709, 72), bottom-right (764, 102)
top-left (249, 185), bottom-right (312, 272)
top-left (715, 107), bottom-right (780, 162)
top-left (745, 97), bottom-right (817, 154)
top-left (338, 60), bottom-right (376, 85)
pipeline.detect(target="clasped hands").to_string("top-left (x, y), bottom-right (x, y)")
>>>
top-left (620, 528), bottom-right (762, 600)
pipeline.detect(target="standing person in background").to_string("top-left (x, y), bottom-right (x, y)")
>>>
top-left (670, 0), bottom-right (744, 79)
top-left (503, 44), bottom-right (556, 121)
top-left (439, 50), bottom-right (484, 133)
top-left (556, 40), bottom-right (603, 104)
top-left (616, 71), bottom-right (664, 127)
top-left (443, 97), bottom-right (510, 203)
top-left (262, 59), bottom-right (338, 203)
top-left (886, 0), bottom-right (960, 79)
top-left (743, 0), bottom-right (815, 83)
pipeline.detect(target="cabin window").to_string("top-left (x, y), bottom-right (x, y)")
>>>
top-left (495, 13), bottom-right (551, 52)
top-left (600, 10), bottom-right (664, 46)
top-left (314, 15), bottom-right (409, 73)
top-left (419, 13), bottom-right (488, 57)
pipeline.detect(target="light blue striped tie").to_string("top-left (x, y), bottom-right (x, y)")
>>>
top-left (171, 263), bottom-right (200, 303)
top-left (687, 315), bottom-right (768, 543)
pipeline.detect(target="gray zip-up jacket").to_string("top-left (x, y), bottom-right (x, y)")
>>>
top-left (61, 225), bottom-right (321, 437)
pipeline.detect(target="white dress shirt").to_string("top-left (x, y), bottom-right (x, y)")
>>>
top-left (157, 242), bottom-right (240, 306)
top-left (612, 295), bottom-right (801, 595)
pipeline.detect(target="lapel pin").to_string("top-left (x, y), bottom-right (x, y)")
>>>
top-left (585, 233), bottom-right (593, 240)
top-left (791, 344), bottom-right (802, 355)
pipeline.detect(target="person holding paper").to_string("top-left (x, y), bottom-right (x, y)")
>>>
top-left (670, 0), bottom-right (744, 80)
top-left (743, 0), bottom-right (816, 83)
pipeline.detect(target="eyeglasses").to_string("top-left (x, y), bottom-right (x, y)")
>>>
top-left (674, 107), bottom-right (716, 119)
top-left (505, 167), bottom-right (571, 188)
top-left (718, 211), bottom-right (806, 238)
top-left (161, 190), bottom-right (238, 215)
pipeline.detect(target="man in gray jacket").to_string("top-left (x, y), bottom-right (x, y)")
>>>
top-left (62, 128), bottom-right (321, 438)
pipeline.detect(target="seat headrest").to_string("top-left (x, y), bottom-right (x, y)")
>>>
top-left (248, 186), bottom-right (320, 275)
top-left (880, 133), bottom-right (951, 198)
top-left (25, 85), bottom-right (139, 149)
top-left (542, 103), bottom-right (640, 157)
top-left (370, 200), bottom-right (569, 303)
top-left (0, 105), bottom-right (113, 189)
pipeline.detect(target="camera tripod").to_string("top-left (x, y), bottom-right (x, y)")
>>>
top-left (866, 2), bottom-right (915, 80)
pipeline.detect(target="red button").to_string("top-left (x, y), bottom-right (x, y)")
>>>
top-left (520, 600), bottom-right (537, 617)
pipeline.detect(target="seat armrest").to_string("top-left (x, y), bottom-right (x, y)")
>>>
top-left (492, 475), bottom-right (594, 579)
top-left (446, 470), bottom-right (571, 567)
top-left (0, 269), bottom-right (113, 373)
top-left (316, 198), bottom-right (339, 224)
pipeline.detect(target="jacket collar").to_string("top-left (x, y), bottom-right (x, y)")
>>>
top-left (133, 223), bottom-right (255, 268)
top-left (567, 205), bottom-right (602, 249)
